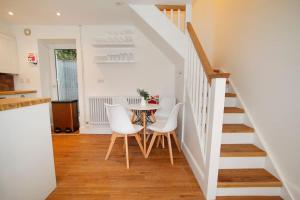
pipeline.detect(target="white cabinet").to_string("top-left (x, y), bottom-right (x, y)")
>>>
top-left (0, 33), bottom-right (19, 74)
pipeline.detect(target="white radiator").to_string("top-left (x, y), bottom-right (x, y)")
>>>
top-left (88, 96), bottom-right (141, 126)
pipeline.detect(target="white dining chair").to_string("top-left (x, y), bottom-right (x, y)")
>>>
top-left (112, 97), bottom-right (137, 121)
top-left (154, 96), bottom-right (176, 121)
top-left (104, 104), bottom-right (144, 169)
top-left (146, 103), bottom-right (183, 165)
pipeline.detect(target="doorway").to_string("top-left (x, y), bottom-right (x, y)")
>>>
top-left (38, 39), bottom-right (80, 133)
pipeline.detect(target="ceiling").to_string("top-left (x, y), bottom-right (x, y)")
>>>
top-left (0, 0), bottom-right (186, 25)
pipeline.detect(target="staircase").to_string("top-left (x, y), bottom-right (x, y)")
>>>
top-left (129, 3), bottom-right (287, 200)
top-left (216, 76), bottom-right (283, 199)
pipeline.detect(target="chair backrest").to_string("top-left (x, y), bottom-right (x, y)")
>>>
top-left (105, 104), bottom-right (135, 134)
top-left (155, 96), bottom-right (176, 117)
top-left (163, 103), bottom-right (183, 132)
top-left (112, 97), bottom-right (129, 107)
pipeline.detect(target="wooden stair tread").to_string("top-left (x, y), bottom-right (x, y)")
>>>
top-left (218, 169), bottom-right (282, 188)
top-left (224, 107), bottom-right (245, 113)
top-left (223, 124), bottom-right (254, 133)
top-left (221, 144), bottom-right (266, 157)
top-left (216, 196), bottom-right (283, 200)
top-left (225, 93), bottom-right (236, 97)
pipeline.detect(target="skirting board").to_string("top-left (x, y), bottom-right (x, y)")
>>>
top-left (182, 142), bottom-right (206, 197)
top-left (80, 126), bottom-right (112, 134)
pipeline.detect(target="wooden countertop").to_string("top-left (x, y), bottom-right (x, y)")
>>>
top-left (0, 90), bottom-right (37, 95)
top-left (0, 98), bottom-right (51, 111)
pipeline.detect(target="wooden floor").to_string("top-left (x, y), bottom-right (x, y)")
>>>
top-left (47, 134), bottom-right (204, 200)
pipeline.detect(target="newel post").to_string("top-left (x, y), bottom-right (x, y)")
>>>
top-left (204, 78), bottom-right (226, 200)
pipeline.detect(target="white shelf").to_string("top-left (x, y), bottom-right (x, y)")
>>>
top-left (96, 60), bottom-right (136, 64)
top-left (94, 53), bottom-right (135, 64)
top-left (93, 43), bottom-right (135, 48)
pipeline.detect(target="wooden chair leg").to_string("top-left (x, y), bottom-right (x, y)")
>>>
top-left (124, 135), bottom-right (129, 169)
top-left (156, 135), bottom-right (161, 148)
top-left (146, 133), bottom-right (151, 142)
top-left (146, 132), bottom-right (158, 158)
top-left (150, 111), bottom-right (156, 123)
top-left (131, 112), bottom-right (137, 123)
top-left (172, 131), bottom-right (181, 152)
top-left (105, 133), bottom-right (117, 160)
top-left (134, 134), bottom-right (145, 157)
top-left (167, 132), bottom-right (174, 165)
top-left (162, 135), bottom-right (165, 148)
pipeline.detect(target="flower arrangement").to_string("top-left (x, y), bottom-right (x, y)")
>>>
top-left (137, 88), bottom-right (149, 101)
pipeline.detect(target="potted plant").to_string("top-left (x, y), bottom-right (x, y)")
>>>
top-left (137, 88), bottom-right (149, 106)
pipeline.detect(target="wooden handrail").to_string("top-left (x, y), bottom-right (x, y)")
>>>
top-left (156, 5), bottom-right (186, 11)
top-left (187, 22), bottom-right (230, 82)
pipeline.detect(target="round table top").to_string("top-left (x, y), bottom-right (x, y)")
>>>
top-left (128, 104), bottom-right (160, 111)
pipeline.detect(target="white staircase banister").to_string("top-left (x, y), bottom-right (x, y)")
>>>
top-left (184, 21), bottom-right (229, 200)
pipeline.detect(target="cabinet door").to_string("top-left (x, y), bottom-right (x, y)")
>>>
top-left (0, 33), bottom-right (19, 74)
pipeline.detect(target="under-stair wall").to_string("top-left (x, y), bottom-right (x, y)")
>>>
top-left (129, 4), bottom-right (185, 65)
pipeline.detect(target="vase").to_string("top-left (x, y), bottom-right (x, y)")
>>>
top-left (141, 99), bottom-right (147, 106)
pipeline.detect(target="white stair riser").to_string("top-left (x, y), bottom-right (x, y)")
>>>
top-left (222, 133), bottom-right (254, 144)
top-left (217, 187), bottom-right (281, 196)
top-left (219, 157), bottom-right (266, 169)
top-left (223, 113), bottom-right (244, 124)
top-left (225, 97), bottom-right (237, 107)
top-left (226, 86), bottom-right (230, 93)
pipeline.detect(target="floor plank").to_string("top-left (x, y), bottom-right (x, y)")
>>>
top-left (47, 134), bottom-right (204, 200)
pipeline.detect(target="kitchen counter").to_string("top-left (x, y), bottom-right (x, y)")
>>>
top-left (0, 97), bottom-right (56, 199)
top-left (0, 90), bottom-right (37, 95)
top-left (0, 97), bottom-right (51, 111)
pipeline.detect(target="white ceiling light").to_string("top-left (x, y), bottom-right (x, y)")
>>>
top-left (56, 12), bottom-right (61, 16)
top-left (8, 11), bottom-right (14, 16)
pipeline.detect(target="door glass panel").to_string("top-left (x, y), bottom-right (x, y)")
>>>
top-left (54, 49), bottom-right (78, 101)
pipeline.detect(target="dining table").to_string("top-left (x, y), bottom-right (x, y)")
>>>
top-left (128, 104), bottom-right (160, 154)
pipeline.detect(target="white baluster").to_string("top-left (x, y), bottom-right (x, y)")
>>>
top-left (201, 76), bottom-right (208, 145)
top-left (198, 67), bottom-right (204, 137)
top-left (170, 9), bottom-right (174, 23)
top-left (195, 58), bottom-right (200, 127)
top-left (193, 48), bottom-right (197, 112)
top-left (187, 39), bottom-right (190, 94)
top-left (163, 8), bottom-right (167, 16)
top-left (178, 9), bottom-right (181, 30)
top-left (190, 48), bottom-right (195, 103)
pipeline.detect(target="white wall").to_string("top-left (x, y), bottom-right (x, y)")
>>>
top-left (12, 25), bottom-right (175, 126)
top-left (191, 0), bottom-right (215, 63)
top-left (12, 26), bottom-right (82, 95)
top-left (38, 42), bottom-right (51, 98)
top-left (192, 0), bottom-right (300, 198)
top-left (81, 25), bottom-right (175, 96)
top-left (81, 25), bottom-right (175, 122)
top-left (11, 25), bottom-right (86, 125)
top-left (0, 20), bottom-right (12, 35)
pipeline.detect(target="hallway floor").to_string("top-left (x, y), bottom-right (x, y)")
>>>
top-left (47, 134), bottom-right (204, 200)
